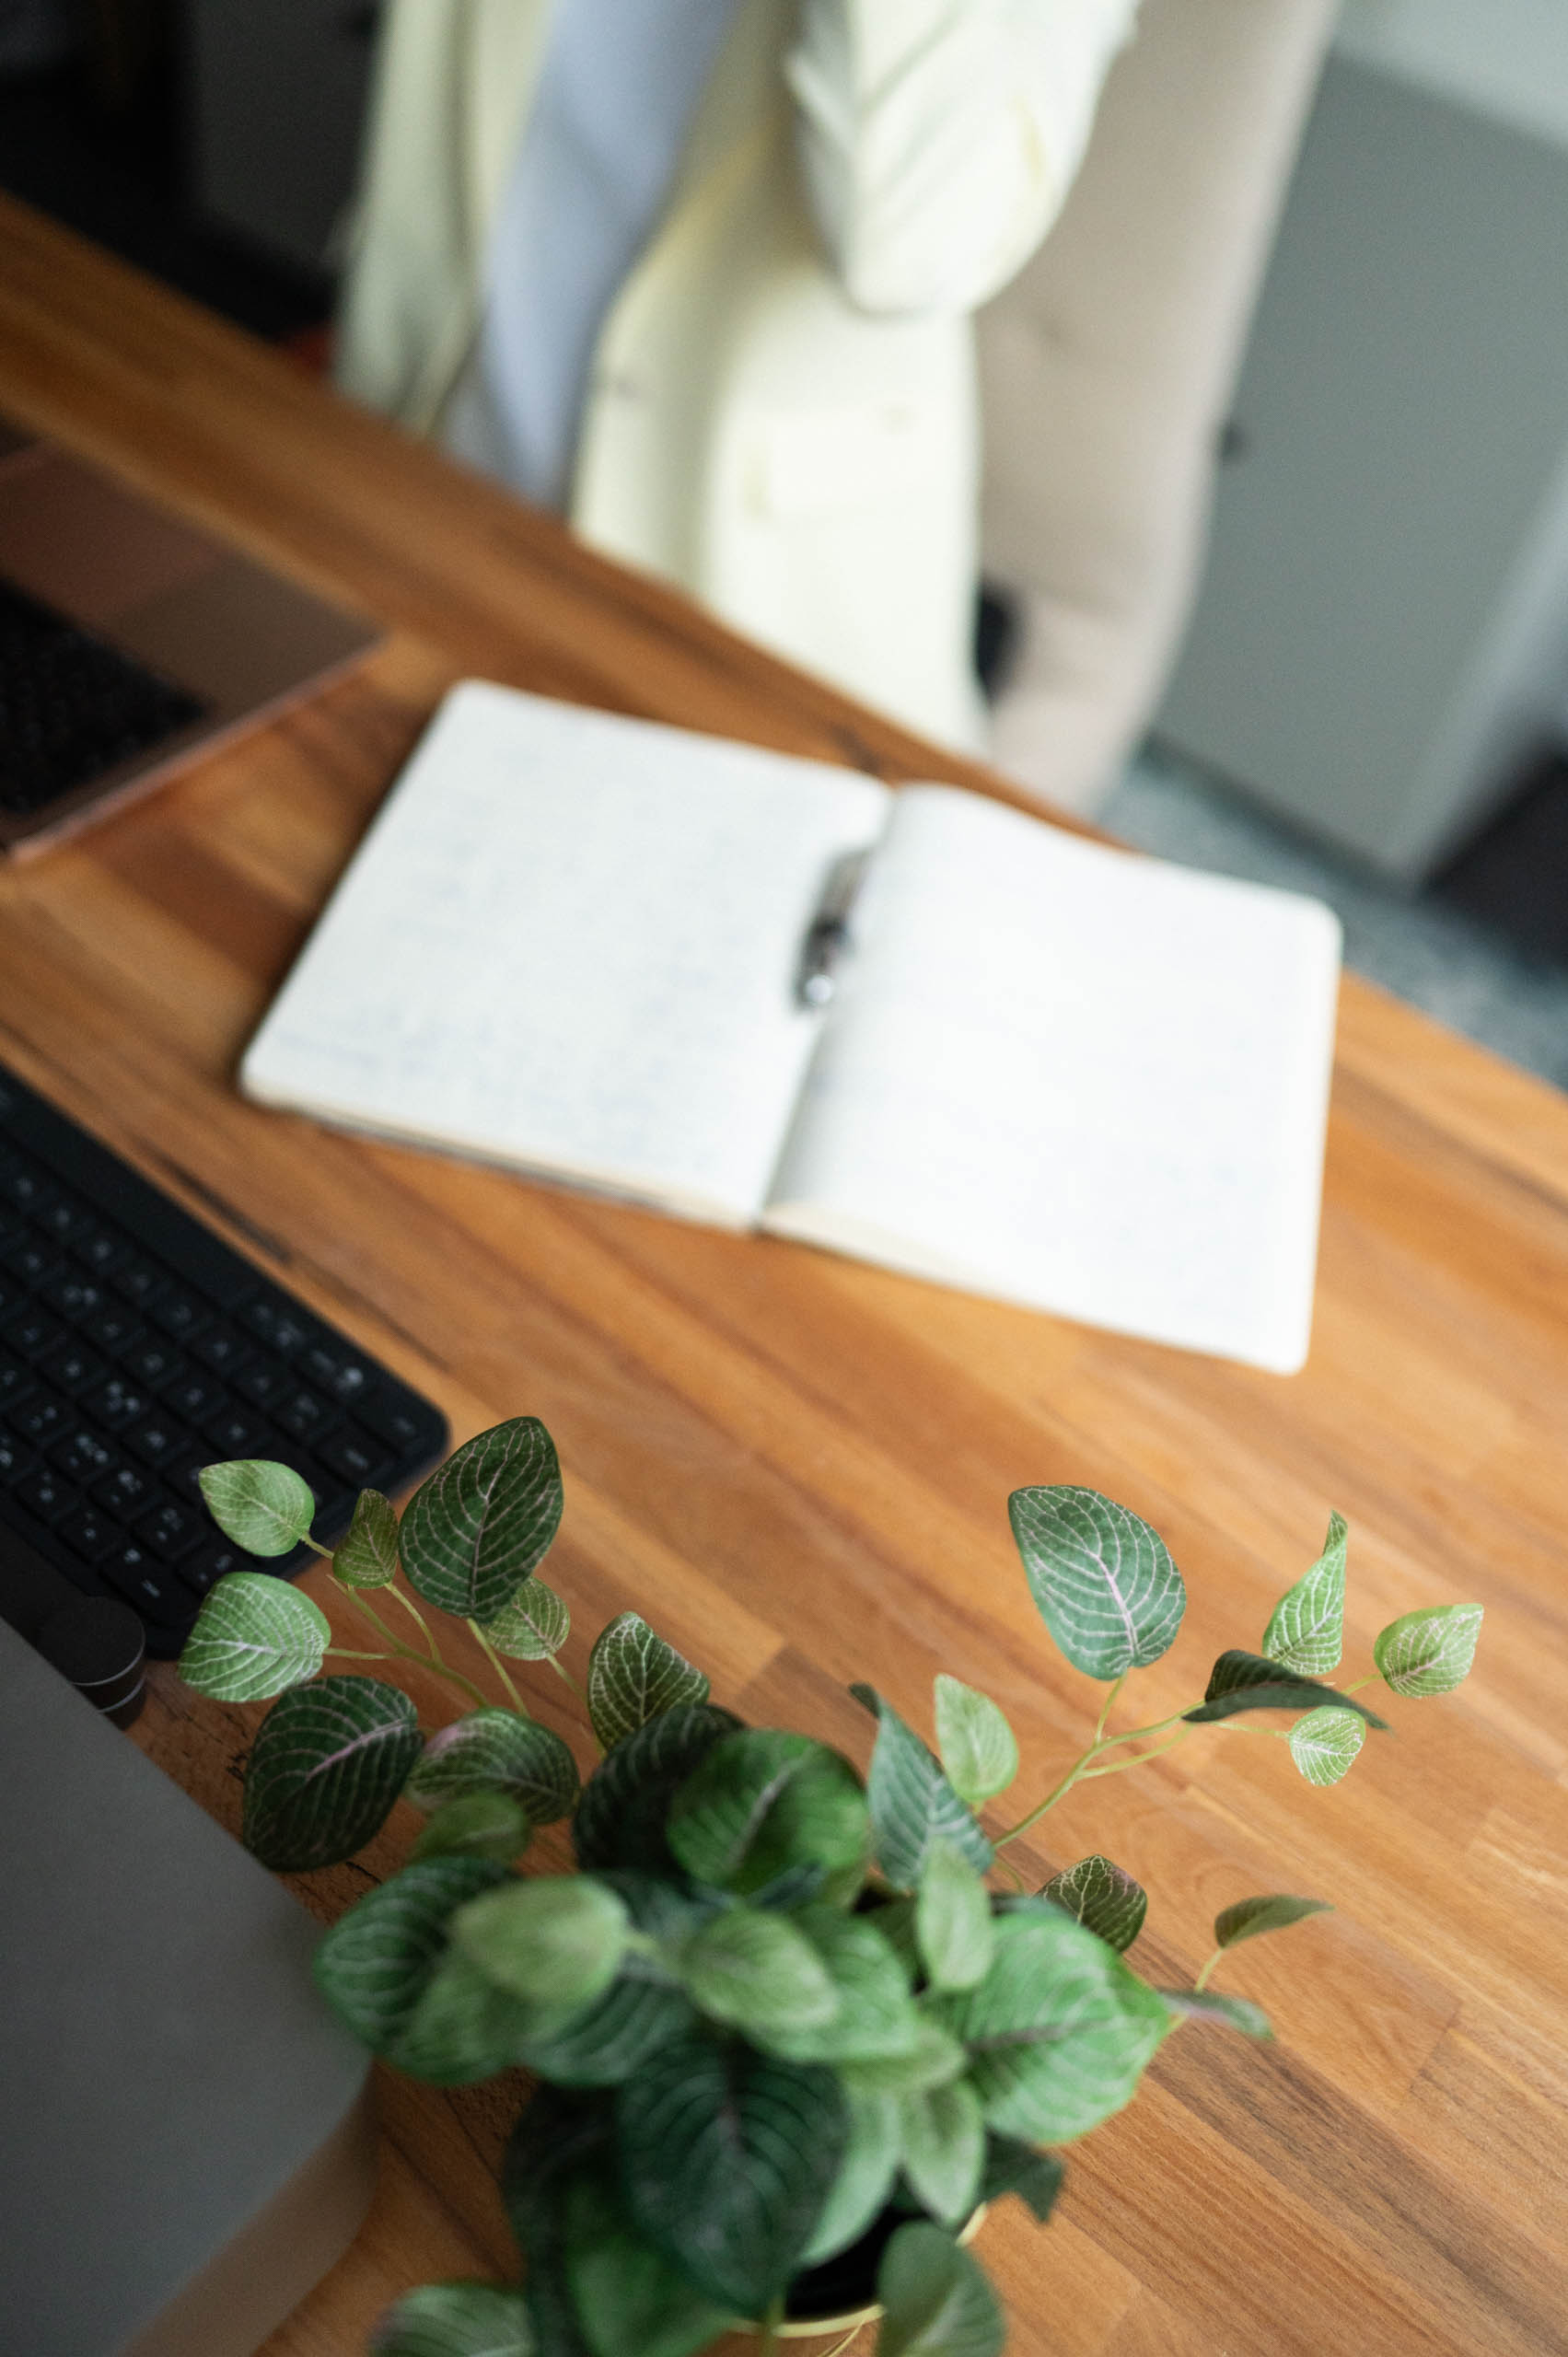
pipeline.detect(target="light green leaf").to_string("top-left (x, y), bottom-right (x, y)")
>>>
top-left (900, 2078), bottom-right (985, 2227)
top-left (927, 1910), bottom-right (1171, 2145)
top-left (564, 2168), bottom-right (733, 2357)
top-left (877, 2223), bottom-right (1004, 2357)
top-left (478, 1576), bottom-right (571, 1661)
top-left (178, 1571), bottom-right (330, 1701)
top-left (1214, 1894), bottom-right (1332, 1952)
top-left (508, 1870), bottom-right (702, 2085)
top-left (1159, 1988), bottom-right (1273, 2039)
top-left (332, 1488), bottom-right (401, 1587)
top-left (616, 2029), bottom-right (846, 2313)
top-left (917, 1839), bottom-right (994, 1992)
top-left (198, 1458), bottom-right (316, 1557)
top-left (1374, 1604), bottom-right (1484, 1698)
top-left (371, 2281), bottom-right (535, 2357)
top-left (679, 1908), bottom-right (839, 2041)
top-left (1184, 1652), bottom-right (1389, 1729)
top-left (802, 2086), bottom-right (903, 2265)
top-left (667, 1728), bottom-right (869, 1899)
top-left (1261, 1511), bottom-right (1347, 1674)
top-left (852, 1687), bottom-right (992, 1891)
top-left (242, 1675), bottom-right (423, 1871)
top-left (1007, 1486), bottom-right (1185, 1679)
top-left (978, 2135), bottom-right (1063, 2222)
top-left (410, 1792), bottom-right (532, 1865)
top-left (750, 1907), bottom-right (920, 2065)
top-left (573, 1703), bottom-right (743, 1875)
top-left (1288, 1706), bottom-right (1365, 1787)
top-left (401, 1418), bottom-right (563, 1622)
top-left (406, 1706), bottom-right (579, 1825)
top-left (454, 1875), bottom-right (631, 2009)
top-left (387, 1946), bottom-right (563, 2084)
top-left (1042, 1855), bottom-right (1146, 1955)
top-left (313, 1856), bottom-right (510, 2050)
top-left (933, 1677), bottom-right (1018, 1809)
top-left (840, 2018), bottom-right (968, 2098)
top-left (587, 1613), bottom-right (709, 1750)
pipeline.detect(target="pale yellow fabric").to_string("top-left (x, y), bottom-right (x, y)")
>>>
top-left (336, 0), bottom-right (1136, 750)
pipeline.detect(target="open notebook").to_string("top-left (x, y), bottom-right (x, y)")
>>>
top-left (242, 683), bottom-right (1342, 1372)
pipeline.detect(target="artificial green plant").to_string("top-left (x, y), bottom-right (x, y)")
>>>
top-left (178, 1423), bottom-right (1484, 2357)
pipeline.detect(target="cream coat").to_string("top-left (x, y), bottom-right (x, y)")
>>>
top-left (337, 0), bottom-right (1137, 749)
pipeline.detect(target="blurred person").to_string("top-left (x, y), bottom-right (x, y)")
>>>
top-left (338, 0), bottom-right (1138, 749)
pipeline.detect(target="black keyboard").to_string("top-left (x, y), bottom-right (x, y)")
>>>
top-left (0, 576), bottom-right (208, 815)
top-left (0, 1062), bottom-right (448, 1656)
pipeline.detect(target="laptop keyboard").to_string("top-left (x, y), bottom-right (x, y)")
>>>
top-left (0, 1062), bottom-right (448, 1655)
top-left (0, 577), bottom-right (208, 814)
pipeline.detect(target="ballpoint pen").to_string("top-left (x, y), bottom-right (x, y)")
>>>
top-left (795, 846), bottom-right (872, 1008)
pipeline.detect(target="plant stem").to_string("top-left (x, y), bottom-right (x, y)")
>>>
top-left (819, 2326), bottom-right (868, 2356)
top-left (467, 1619), bottom-right (528, 1713)
top-left (1193, 1945), bottom-right (1224, 1993)
top-left (1076, 1728), bottom-right (1191, 1780)
top-left (993, 1705), bottom-right (1199, 1849)
top-left (548, 1652), bottom-right (589, 1704)
top-left (1092, 1671), bottom-right (1128, 1745)
top-left (301, 1533), bottom-right (334, 1560)
top-left (324, 1647), bottom-right (393, 1662)
top-left (342, 1588), bottom-right (492, 1713)
top-left (385, 1581), bottom-right (438, 1651)
top-left (758, 2294), bottom-right (785, 2354)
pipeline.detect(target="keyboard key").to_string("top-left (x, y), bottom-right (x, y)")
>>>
top-left (70, 1225), bottom-right (124, 1276)
top-left (176, 1536), bottom-right (248, 1596)
top-left (41, 1341), bottom-right (105, 1398)
top-left (0, 1237), bottom-right (54, 1285)
top-left (165, 1372), bottom-right (224, 1422)
top-left (276, 1386), bottom-right (335, 1442)
top-left (200, 1406), bottom-right (269, 1457)
top-left (126, 1415), bottom-right (183, 1469)
top-left (0, 1167), bottom-right (52, 1214)
top-left (39, 1195), bottom-right (87, 1243)
top-left (0, 1353), bottom-right (35, 1406)
top-left (112, 1259), bottom-right (164, 1309)
top-left (0, 1433), bottom-right (37, 1483)
top-left (134, 1500), bottom-right (202, 1561)
top-left (100, 1542), bottom-right (190, 1626)
top-left (10, 1393), bottom-right (75, 1446)
top-left (150, 1289), bottom-right (210, 1343)
top-left (93, 1460), bottom-right (155, 1515)
top-left (192, 1324), bottom-right (250, 1376)
top-left (87, 1375), bottom-right (152, 1429)
top-left (17, 1468), bottom-right (81, 1524)
top-left (236, 1361), bottom-right (286, 1409)
top-left (2, 1306), bottom-right (66, 1359)
top-left (58, 1504), bottom-right (120, 1564)
top-left (84, 1304), bottom-right (143, 1355)
top-left (358, 1390), bottom-right (430, 1453)
top-left (50, 1427), bottom-right (115, 1483)
top-left (42, 1269), bottom-right (110, 1322)
top-left (127, 1338), bottom-right (185, 1388)
top-left (301, 1342), bottom-right (373, 1403)
top-left (242, 1297), bottom-right (315, 1356)
top-left (316, 1425), bottom-right (389, 1487)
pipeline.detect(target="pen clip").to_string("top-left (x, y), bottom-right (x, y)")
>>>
top-left (796, 847), bottom-right (872, 1009)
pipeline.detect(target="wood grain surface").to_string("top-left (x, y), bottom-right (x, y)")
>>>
top-left (2, 197), bottom-right (1564, 2357)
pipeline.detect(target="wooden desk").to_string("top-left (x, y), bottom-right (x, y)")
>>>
top-left (2, 196), bottom-right (1565, 2357)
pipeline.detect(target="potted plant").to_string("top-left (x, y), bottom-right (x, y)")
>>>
top-left (178, 1418), bottom-right (1483, 2356)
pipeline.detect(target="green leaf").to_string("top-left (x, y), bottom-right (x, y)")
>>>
top-left (877, 2223), bottom-right (1004, 2357)
top-left (479, 1576), bottom-right (571, 1661)
top-left (453, 1876), bottom-right (630, 2010)
top-left (1374, 1604), bottom-right (1484, 1698)
top-left (332, 1488), bottom-right (401, 1587)
top-left (1007, 1486), bottom-right (1185, 1678)
top-left (679, 1907), bottom-right (839, 2040)
top-left (617, 2030), bottom-right (847, 2313)
top-left (802, 2086), bottom-right (903, 2265)
top-left (927, 1911), bottom-right (1171, 2145)
top-left (586, 1612), bottom-right (709, 1750)
top-left (314, 1856), bottom-right (510, 2050)
top-left (978, 2135), bottom-right (1063, 2223)
top-left (916, 1839), bottom-right (994, 1992)
top-left (1159, 1988), bottom-right (1273, 2039)
top-left (899, 2078), bottom-right (985, 2227)
top-left (1184, 1651), bottom-right (1389, 1729)
top-left (406, 1707), bottom-right (580, 1825)
top-left (572, 1704), bottom-right (743, 1875)
top-left (1214, 1894), bottom-right (1332, 1952)
top-left (401, 1418), bottom-right (563, 1622)
top-left (371, 2281), bottom-right (535, 2357)
top-left (666, 1728), bottom-right (869, 1899)
top-left (503, 2087), bottom-right (613, 2357)
top-left (388, 1946), bottom-right (560, 2084)
top-left (241, 1675), bottom-right (423, 1871)
top-left (840, 2017), bottom-right (969, 2099)
top-left (178, 1571), bottom-right (330, 1701)
top-left (762, 1907), bottom-right (923, 2065)
top-left (1041, 1855), bottom-right (1146, 1955)
top-left (852, 1687), bottom-right (992, 1891)
top-left (411, 1792), bottom-right (532, 1865)
top-left (1288, 1705), bottom-right (1365, 1786)
top-left (198, 1457), bottom-right (316, 1557)
top-left (1261, 1510), bottom-right (1347, 1674)
top-left (563, 2167), bottom-right (733, 2357)
top-left (933, 1677), bottom-right (1018, 1809)
top-left (512, 1971), bottom-right (696, 2088)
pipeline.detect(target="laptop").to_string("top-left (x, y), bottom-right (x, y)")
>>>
top-left (0, 415), bottom-right (380, 854)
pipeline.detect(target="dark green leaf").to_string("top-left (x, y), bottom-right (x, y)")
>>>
top-left (1042, 1855), bottom-right (1146, 1955)
top-left (802, 2086), bottom-right (902, 2265)
top-left (877, 2223), bottom-right (1004, 2357)
top-left (388, 1948), bottom-right (561, 2085)
top-left (1007, 1486), bottom-right (1184, 1678)
top-left (933, 1677), bottom-right (1018, 1808)
top-left (679, 1907), bottom-right (839, 2039)
top-left (586, 1613), bottom-right (709, 1749)
top-left (371, 2281), bottom-right (535, 2357)
top-left (504, 2088), bottom-right (614, 2357)
top-left (899, 2079), bottom-right (985, 2226)
top-left (1183, 1652), bottom-right (1389, 1729)
top-left (761, 1907), bottom-right (923, 2065)
top-left (410, 1792), bottom-right (532, 1865)
top-left (242, 1675), bottom-right (423, 1871)
top-left (916, 1839), bottom-right (994, 1992)
top-left (198, 1457), bottom-right (316, 1557)
top-left (851, 1687), bottom-right (992, 1891)
top-left (667, 1728), bottom-right (869, 1899)
top-left (978, 2135), bottom-right (1063, 2223)
top-left (333, 1488), bottom-right (401, 1587)
top-left (564, 2166), bottom-right (733, 2357)
top-left (1373, 1604), bottom-right (1484, 1698)
top-left (1213, 1894), bottom-right (1332, 1952)
top-left (927, 1911), bottom-right (1171, 2144)
top-left (178, 1571), bottom-right (329, 1702)
top-left (1260, 1511), bottom-right (1347, 1675)
top-left (513, 1972), bottom-right (696, 2087)
top-left (572, 1704), bottom-right (742, 1875)
top-left (479, 1576), bottom-right (571, 1661)
top-left (453, 1876), bottom-right (630, 2008)
top-left (401, 1418), bottom-right (563, 1622)
top-left (1158, 1988), bottom-right (1273, 2039)
top-left (617, 2029), bottom-right (847, 2313)
top-left (313, 1857), bottom-right (511, 2050)
top-left (406, 1707), bottom-right (580, 1825)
